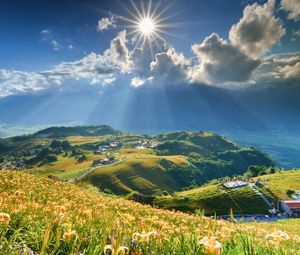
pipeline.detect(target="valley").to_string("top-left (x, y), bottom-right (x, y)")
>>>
top-left (0, 125), bottom-right (300, 254)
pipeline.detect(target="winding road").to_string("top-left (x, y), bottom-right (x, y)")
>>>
top-left (67, 159), bottom-right (123, 183)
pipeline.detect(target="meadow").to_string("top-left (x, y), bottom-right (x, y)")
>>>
top-left (153, 170), bottom-right (300, 215)
top-left (0, 170), bottom-right (299, 255)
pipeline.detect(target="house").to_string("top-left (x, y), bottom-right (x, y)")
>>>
top-left (92, 157), bottom-right (115, 167)
top-left (97, 145), bottom-right (110, 152)
top-left (223, 180), bottom-right (248, 189)
top-left (109, 141), bottom-right (123, 149)
top-left (292, 190), bottom-right (300, 200)
top-left (280, 200), bottom-right (300, 217)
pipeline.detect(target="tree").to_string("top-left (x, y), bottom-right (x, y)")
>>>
top-left (77, 154), bottom-right (87, 163)
top-left (50, 140), bottom-right (61, 149)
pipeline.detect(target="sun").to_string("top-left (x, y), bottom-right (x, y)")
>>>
top-left (115, 0), bottom-right (177, 48)
top-left (138, 17), bottom-right (155, 36)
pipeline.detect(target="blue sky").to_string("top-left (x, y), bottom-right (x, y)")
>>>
top-left (0, 0), bottom-right (299, 130)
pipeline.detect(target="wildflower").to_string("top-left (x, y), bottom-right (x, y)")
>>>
top-left (123, 213), bottom-right (135, 222)
top-left (27, 249), bottom-right (35, 255)
top-left (63, 224), bottom-right (77, 241)
top-left (0, 212), bottom-right (10, 224)
top-left (104, 245), bottom-right (129, 255)
top-left (265, 230), bottom-right (290, 242)
top-left (199, 236), bottom-right (222, 255)
top-left (132, 231), bottom-right (158, 242)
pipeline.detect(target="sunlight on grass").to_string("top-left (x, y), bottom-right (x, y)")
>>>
top-left (0, 170), bottom-right (299, 254)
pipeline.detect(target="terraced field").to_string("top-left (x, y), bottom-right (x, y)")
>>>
top-left (154, 170), bottom-right (300, 215)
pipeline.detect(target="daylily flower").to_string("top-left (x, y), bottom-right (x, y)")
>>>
top-left (265, 230), bottom-right (290, 242)
top-left (104, 244), bottom-right (129, 255)
top-left (0, 212), bottom-right (10, 224)
top-left (199, 236), bottom-right (222, 255)
top-left (132, 231), bottom-right (158, 242)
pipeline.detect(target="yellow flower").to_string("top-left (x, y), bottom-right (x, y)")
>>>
top-left (265, 230), bottom-right (290, 243)
top-left (104, 244), bottom-right (129, 255)
top-left (63, 224), bottom-right (77, 241)
top-left (199, 236), bottom-right (222, 255)
top-left (132, 230), bottom-right (158, 242)
top-left (0, 212), bottom-right (10, 224)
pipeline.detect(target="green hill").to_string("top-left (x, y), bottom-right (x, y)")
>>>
top-left (153, 169), bottom-right (300, 215)
top-left (155, 131), bottom-right (274, 185)
top-left (0, 127), bottom-right (274, 196)
top-left (83, 151), bottom-right (189, 195)
top-left (33, 125), bottom-right (121, 138)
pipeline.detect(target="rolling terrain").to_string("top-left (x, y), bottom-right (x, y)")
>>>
top-left (0, 170), bottom-right (299, 255)
top-left (153, 170), bottom-right (300, 215)
top-left (0, 126), bottom-right (274, 195)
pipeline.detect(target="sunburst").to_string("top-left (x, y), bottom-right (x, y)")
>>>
top-left (116, 0), bottom-right (178, 49)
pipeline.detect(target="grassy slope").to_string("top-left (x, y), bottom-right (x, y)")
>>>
top-left (0, 170), bottom-right (299, 255)
top-left (154, 170), bottom-right (300, 215)
top-left (154, 184), bottom-right (270, 215)
top-left (254, 170), bottom-right (300, 203)
top-left (84, 148), bottom-right (189, 195)
top-left (29, 153), bottom-right (105, 179)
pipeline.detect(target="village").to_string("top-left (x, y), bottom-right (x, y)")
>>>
top-left (93, 139), bottom-right (160, 155)
top-left (221, 178), bottom-right (300, 219)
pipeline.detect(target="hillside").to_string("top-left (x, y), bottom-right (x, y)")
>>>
top-left (0, 170), bottom-right (299, 255)
top-left (153, 170), bottom-right (300, 215)
top-left (254, 170), bottom-right (300, 203)
top-left (33, 125), bottom-right (121, 138)
top-left (0, 127), bottom-right (274, 195)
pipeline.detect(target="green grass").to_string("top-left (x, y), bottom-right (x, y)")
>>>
top-left (27, 153), bottom-right (105, 180)
top-left (154, 184), bottom-right (270, 215)
top-left (83, 154), bottom-right (188, 195)
top-left (254, 170), bottom-right (300, 203)
top-left (154, 170), bottom-right (300, 215)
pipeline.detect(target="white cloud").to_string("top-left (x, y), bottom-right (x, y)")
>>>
top-left (97, 16), bottom-right (116, 32)
top-left (0, 32), bottom-right (132, 97)
top-left (68, 44), bottom-right (74, 50)
top-left (149, 47), bottom-right (190, 86)
top-left (51, 40), bottom-right (62, 51)
top-left (256, 52), bottom-right (300, 84)
top-left (40, 29), bottom-right (51, 40)
top-left (131, 38), bottom-right (167, 75)
top-left (103, 77), bottom-right (116, 85)
top-left (281, 0), bottom-right (300, 21)
top-left (189, 33), bottom-right (260, 85)
top-left (104, 30), bottom-right (133, 73)
top-left (229, 0), bottom-right (285, 58)
top-left (131, 77), bottom-right (145, 88)
top-left (40, 29), bottom-right (63, 51)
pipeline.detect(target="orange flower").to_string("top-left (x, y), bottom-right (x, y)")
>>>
top-left (199, 236), bottom-right (222, 255)
top-left (0, 212), bottom-right (10, 224)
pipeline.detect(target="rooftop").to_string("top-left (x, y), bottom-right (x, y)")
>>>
top-left (223, 180), bottom-right (248, 189)
top-left (282, 200), bottom-right (300, 209)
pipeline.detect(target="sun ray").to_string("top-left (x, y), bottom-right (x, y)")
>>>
top-left (115, 0), bottom-right (178, 49)
top-left (129, 0), bottom-right (144, 20)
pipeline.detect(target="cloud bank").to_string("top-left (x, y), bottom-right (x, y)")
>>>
top-left (0, 0), bottom-right (299, 97)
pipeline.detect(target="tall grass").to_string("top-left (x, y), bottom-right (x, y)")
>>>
top-left (0, 171), bottom-right (299, 255)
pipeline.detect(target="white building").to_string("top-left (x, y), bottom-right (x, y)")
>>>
top-left (223, 180), bottom-right (248, 189)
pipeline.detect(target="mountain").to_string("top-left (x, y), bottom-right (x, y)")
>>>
top-left (0, 126), bottom-right (274, 196)
top-left (33, 125), bottom-right (121, 138)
